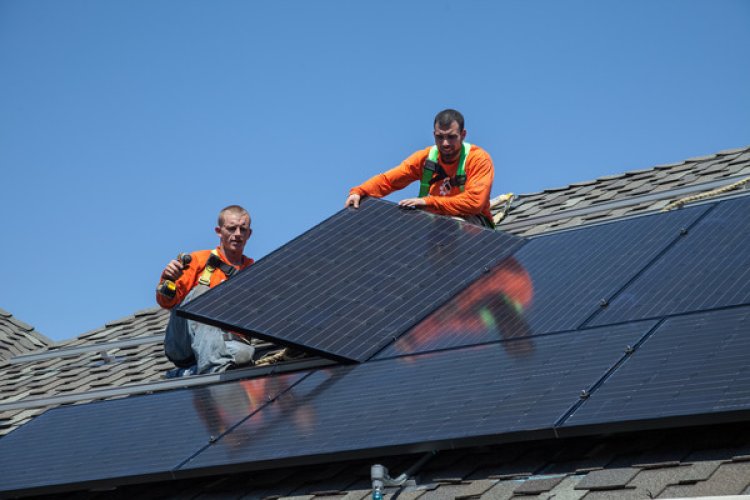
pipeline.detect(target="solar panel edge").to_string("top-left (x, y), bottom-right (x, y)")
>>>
top-left (172, 310), bottom-right (359, 363)
top-left (172, 427), bottom-right (559, 480)
top-left (555, 408), bottom-right (750, 441)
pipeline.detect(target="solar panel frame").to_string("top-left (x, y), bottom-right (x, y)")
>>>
top-left (179, 198), bottom-right (526, 362)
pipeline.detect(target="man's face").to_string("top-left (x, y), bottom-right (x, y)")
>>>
top-left (216, 213), bottom-right (252, 255)
top-left (433, 121), bottom-right (466, 163)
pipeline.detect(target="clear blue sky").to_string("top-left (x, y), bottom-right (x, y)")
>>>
top-left (1, 1), bottom-right (749, 342)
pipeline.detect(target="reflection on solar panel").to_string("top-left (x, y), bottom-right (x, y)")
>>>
top-left (591, 196), bottom-right (750, 325)
top-left (376, 205), bottom-right (708, 358)
top-left (183, 322), bottom-right (654, 472)
top-left (179, 198), bottom-right (525, 362)
top-left (563, 306), bottom-right (750, 430)
top-left (0, 373), bottom-right (306, 494)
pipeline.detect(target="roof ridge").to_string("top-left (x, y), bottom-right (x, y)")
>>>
top-left (500, 176), bottom-right (750, 233)
top-left (510, 144), bottom-right (750, 200)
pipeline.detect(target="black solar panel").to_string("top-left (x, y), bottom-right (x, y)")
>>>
top-left (181, 322), bottom-right (654, 472)
top-left (562, 306), bottom-right (750, 430)
top-left (179, 198), bottom-right (525, 362)
top-left (0, 373), bottom-right (306, 495)
top-left (591, 196), bottom-right (750, 325)
top-left (4, 195), bottom-right (750, 497)
top-left (376, 205), bottom-right (708, 358)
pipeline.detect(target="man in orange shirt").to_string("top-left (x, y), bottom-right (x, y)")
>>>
top-left (345, 109), bottom-right (495, 227)
top-left (158, 205), bottom-right (256, 375)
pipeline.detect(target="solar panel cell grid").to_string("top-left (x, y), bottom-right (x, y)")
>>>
top-left (183, 321), bottom-right (655, 472)
top-left (376, 205), bottom-right (709, 359)
top-left (180, 199), bottom-right (525, 362)
top-left (590, 196), bottom-right (750, 325)
top-left (564, 305), bottom-right (750, 428)
top-left (0, 373), bottom-right (306, 493)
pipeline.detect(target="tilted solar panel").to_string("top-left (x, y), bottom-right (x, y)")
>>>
top-left (181, 321), bottom-right (654, 473)
top-left (562, 305), bottom-right (750, 431)
top-left (590, 195), bottom-right (750, 325)
top-left (179, 198), bottom-right (525, 362)
top-left (375, 205), bottom-right (709, 359)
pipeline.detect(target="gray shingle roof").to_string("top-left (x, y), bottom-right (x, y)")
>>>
top-left (1, 144), bottom-right (750, 498)
top-left (0, 307), bottom-right (52, 363)
top-left (0, 307), bottom-right (172, 436)
top-left (494, 145), bottom-right (750, 236)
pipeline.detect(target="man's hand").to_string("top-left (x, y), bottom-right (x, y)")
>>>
top-left (398, 197), bottom-right (427, 209)
top-left (162, 259), bottom-right (186, 281)
top-left (345, 193), bottom-right (361, 208)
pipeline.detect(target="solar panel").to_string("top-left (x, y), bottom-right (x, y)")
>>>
top-left (0, 373), bottom-right (306, 495)
top-left (562, 306), bottom-right (750, 431)
top-left (179, 198), bottom-right (525, 362)
top-left (180, 321), bottom-right (654, 473)
top-left (590, 196), bottom-right (750, 326)
top-left (376, 205), bottom-right (709, 358)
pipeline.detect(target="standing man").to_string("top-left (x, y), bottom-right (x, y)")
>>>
top-left (345, 109), bottom-right (495, 227)
top-left (157, 205), bottom-right (256, 375)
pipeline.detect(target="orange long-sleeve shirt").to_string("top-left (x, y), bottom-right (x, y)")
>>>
top-left (350, 144), bottom-right (495, 220)
top-left (156, 247), bottom-right (254, 309)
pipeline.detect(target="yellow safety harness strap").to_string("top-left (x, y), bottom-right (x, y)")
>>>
top-left (197, 250), bottom-right (220, 286)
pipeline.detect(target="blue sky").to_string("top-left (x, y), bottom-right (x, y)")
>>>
top-left (1, 0), bottom-right (749, 342)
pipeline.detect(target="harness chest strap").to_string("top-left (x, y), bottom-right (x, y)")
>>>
top-left (418, 142), bottom-right (471, 197)
top-left (198, 249), bottom-right (238, 286)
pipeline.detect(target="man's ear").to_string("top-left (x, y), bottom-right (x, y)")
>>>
top-left (215, 226), bottom-right (221, 236)
top-left (461, 129), bottom-right (467, 141)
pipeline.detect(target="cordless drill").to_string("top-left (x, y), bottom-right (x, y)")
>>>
top-left (157, 253), bottom-right (192, 298)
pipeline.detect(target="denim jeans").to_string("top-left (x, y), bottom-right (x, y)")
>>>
top-left (163, 285), bottom-right (255, 374)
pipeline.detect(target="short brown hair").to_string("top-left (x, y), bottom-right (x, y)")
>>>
top-left (434, 109), bottom-right (465, 131)
top-left (218, 205), bottom-right (250, 227)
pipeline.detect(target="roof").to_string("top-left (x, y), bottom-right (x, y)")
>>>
top-left (0, 307), bottom-right (52, 363)
top-left (0, 144), bottom-right (749, 499)
top-left (0, 307), bottom-right (171, 436)
top-left (495, 145), bottom-right (750, 236)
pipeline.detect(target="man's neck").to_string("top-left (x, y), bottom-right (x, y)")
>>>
top-left (220, 247), bottom-right (244, 267)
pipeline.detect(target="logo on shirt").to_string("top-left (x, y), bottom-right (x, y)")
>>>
top-left (439, 177), bottom-right (452, 196)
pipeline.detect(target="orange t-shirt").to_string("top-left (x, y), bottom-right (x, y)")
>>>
top-left (156, 247), bottom-right (254, 309)
top-left (350, 144), bottom-right (494, 220)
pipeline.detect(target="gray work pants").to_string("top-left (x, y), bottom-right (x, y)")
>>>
top-left (163, 285), bottom-right (255, 374)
